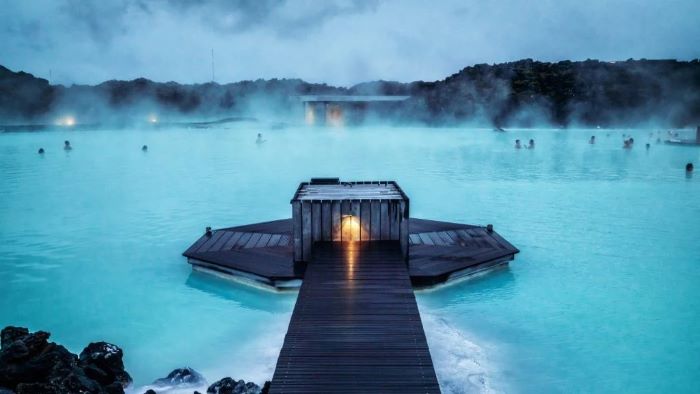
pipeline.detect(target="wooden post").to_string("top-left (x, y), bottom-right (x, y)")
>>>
top-left (293, 201), bottom-right (302, 262)
top-left (390, 201), bottom-right (400, 240)
top-left (302, 201), bottom-right (312, 261)
top-left (360, 200), bottom-right (371, 241)
top-left (322, 201), bottom-right (332, 240)
top-left (331, 201), bottom-right (341, 241)
top-left (399, 200), bottom-right (409, 262)
top-left (312, 202), bottom-right (322, 243)
top-left (380, 200), bottom-right (390, 240)
top-left (370, 200), bottom-right (381, 240)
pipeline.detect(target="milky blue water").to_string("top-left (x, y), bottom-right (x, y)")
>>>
top-left (1, 125), bottom-right (698, 393)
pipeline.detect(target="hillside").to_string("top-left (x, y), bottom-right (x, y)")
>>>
top-left (1, 59), bottom-right (699, 127)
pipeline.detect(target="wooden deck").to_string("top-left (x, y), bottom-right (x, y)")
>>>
top-left (269, 241), bottom-right (440, 393)
top-left (182, 219), bottom-right (301, 287)
top-left (183, 218), bottom-right (518, 288)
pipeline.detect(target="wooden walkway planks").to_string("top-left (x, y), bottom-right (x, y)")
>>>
top-left (183, 218), bottom-right (518, 288)
top-left (270, 241), bottom-right (440, 394)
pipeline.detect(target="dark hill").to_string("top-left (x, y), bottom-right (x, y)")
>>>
top-left (1, 59), bottom-right (699, 127)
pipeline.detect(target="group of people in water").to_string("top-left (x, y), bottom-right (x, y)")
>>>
top-left (38, 140), bottom-right (148, 154)
top-left (510, 133), bottom-right (694, 173)
top-left (34, 133), bottom-right (695, 174)
top-left (37, 140), bottom-right (71, 154)
top-left (38, 133), bottom-right (267, 155)
top-left (514, 139), bottom-right (535, 149)
top-left (588, 134), bottom-right (654, 150)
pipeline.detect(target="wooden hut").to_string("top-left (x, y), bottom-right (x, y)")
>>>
top-left (290, 178), bottom-right (410, 262)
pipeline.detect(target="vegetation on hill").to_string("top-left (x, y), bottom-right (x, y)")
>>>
top-left (1, 59), bottom-right (698, 127)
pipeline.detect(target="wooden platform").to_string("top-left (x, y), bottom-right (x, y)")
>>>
top-left (269, 241), bottom-right (440, 393)
top-left (183, 218), bottom-right (518, 288)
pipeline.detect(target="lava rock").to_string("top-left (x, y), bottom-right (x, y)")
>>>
top-left (143, 390), bottom-right (156, 394)
top-left (79, 342), bottom-right (132, 388)
top-left (0, 326), bottom-right (131, 394)
top-left (15, 382), bottom-right (60, 394)
top-left (207, 377), bottom-right (261, 394)
top-left (152, 367), bottom-right (205, 388)
top-left (1, 328), bottom-right (28, 350)
top-left (2, 341), bottom-right (28, 361)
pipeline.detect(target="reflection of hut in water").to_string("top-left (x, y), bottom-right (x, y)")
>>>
top-left (299, 95), bottom-right (410, 126)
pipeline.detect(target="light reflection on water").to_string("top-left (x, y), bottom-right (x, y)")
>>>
top-left (1, 125), bottom-right (699, 392)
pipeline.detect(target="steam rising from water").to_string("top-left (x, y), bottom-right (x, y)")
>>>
top-left (421, 312), bottom-right (501, 394)
top-left (128, 310), bottom-right (499, 394)
top-left (128, 312), bottom-right (291, 394)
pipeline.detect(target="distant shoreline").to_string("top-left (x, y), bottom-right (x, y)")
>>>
top-left (2, 59), bottom-right (699, 129)
top-left (1, 122), bottom-right (696, 133)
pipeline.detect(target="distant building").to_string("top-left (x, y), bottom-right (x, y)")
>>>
top-left (298, 95), bottom-right (410, 126)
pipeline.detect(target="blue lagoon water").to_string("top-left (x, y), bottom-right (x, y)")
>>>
top-left (1, 125), bottom-right (699, 393)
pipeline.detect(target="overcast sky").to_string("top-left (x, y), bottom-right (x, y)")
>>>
top-left (1, 0), bottom-right (699, 86)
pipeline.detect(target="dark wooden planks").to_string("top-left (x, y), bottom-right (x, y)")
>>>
top-left (182, 217), bottom-right (518, 289)
top-left (270, 241), bottom-right (440, 394)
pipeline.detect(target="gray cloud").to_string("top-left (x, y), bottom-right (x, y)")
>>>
top-left (0, 0), bottom-right (698, 86)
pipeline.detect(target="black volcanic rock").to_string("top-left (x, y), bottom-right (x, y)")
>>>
top-left (207, 377), bottom-right (261, 394)
top-left (152, 367), bottom-right (205, 388)
top-left (0, 326), bottom-right (130, 394)
top-left (0, 327), bottom-right (28, 349)
top-left (79, 342), bottom-right (132, 387)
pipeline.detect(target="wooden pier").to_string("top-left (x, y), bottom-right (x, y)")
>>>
top-left (183, 178), bottom-right (520, 393)
top-left (269, 241), bottom-right (440, 393)
top-left (183, 218), bottom-right (518, 288)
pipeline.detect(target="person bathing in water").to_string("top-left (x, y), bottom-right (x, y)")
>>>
top-left (256, 133), bottom-right (266, 144)
top-left (64, 140), bottom-right (72, 150)
top-left (589, 136), bottom-right (596, 144)
top-left (514, 139), bottom-right (522, 149)
top-left (527, 139), bottom-right (535, 149)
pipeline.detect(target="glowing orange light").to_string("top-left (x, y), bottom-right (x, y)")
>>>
top-left (346, 244), bottom-right (356, 279)
top-left (341, 215), bottom-right (360, 242)
top-left (327, 104), bottom-right (344, 127)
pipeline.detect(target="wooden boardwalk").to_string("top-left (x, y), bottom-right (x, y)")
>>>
top-left (183, 218), bottom-right (518, 288)
top-left (269, 241), bottom-right (440, 393)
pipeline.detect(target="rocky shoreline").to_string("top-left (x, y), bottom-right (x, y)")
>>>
top-left (0, 327), bottom-right (269, 394)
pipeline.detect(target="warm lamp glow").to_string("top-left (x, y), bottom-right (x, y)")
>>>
top-left (327, 104), bottom-right (344, 127)
top-left (341, 215), bottom-right (360, 241)
top-left (56, 116), bottom-right (76, 126)
top-left (305, 105), bottom-right (315, 125)
top-left (148, 114), bottom-right (158, 123)
top-left (346, 244), bottom-right (356, 279)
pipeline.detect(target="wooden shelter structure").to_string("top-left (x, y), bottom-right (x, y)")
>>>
top-left (291, 178), bottom-right (409, 262)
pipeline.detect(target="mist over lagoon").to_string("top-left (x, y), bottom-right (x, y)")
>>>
top-left (1, 1), bottom-right (699, 394)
